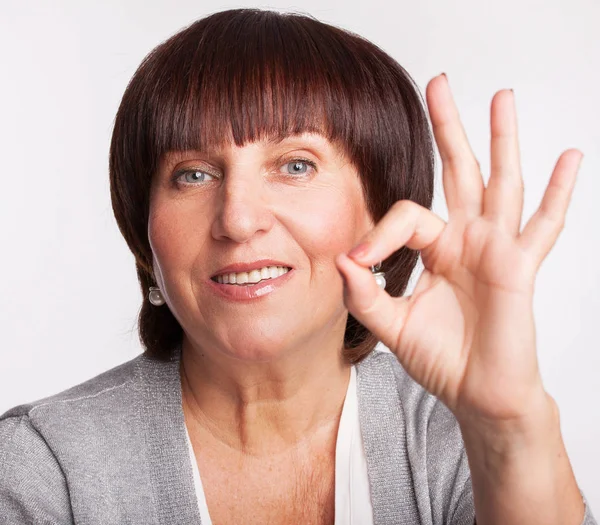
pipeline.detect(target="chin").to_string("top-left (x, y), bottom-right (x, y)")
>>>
top-left (222, 330), bottom-right (306, 362)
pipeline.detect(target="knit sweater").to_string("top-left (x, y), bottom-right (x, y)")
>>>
top-left (0, 345), bottom-right (596, 524)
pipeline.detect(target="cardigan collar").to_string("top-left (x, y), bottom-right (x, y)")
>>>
top-left (135, 344), bottom-right (410, 525)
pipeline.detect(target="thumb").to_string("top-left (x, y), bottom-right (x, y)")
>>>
top-left (335, 253), bottom-right (407, 351)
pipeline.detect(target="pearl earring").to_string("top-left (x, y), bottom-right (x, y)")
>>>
top-left (371, 262), bottom-right (386, 290)
top-left (148, 286), bottom-right (166, 306)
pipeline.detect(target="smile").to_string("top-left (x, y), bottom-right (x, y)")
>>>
top-left (207, 266), bottom-right (294, 302)
top-left (212, 266), bottom-right (291, 285)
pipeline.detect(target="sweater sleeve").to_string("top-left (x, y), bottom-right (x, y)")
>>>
top-left (0, 414), bottom-right (74, 525)
top-left (580, 492), bottom-right (598, 525)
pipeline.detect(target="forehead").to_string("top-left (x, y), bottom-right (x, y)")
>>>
top-left (161, 131), bottom-right (349, 167)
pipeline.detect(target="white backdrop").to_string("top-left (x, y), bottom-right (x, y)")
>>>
top-left (1, 0), bottom-right (598, 509)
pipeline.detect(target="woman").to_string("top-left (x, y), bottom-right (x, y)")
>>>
top-left (0, 7), bottom-right (596, 525)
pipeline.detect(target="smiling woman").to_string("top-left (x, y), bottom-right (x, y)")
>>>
top-left (109, 8), bottom-right (434, 364)
top-left (0, 6), bottom-right (597, 525)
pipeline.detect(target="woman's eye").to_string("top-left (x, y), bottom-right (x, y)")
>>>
top-left (174, 160), bottom-right (316, 186)
top-left (176, 169), bottom-right (217, 185)
top-left (280, 159), bottom-right (316, 176)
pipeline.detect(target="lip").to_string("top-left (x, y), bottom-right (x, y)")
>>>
top-left (211, 259), bottom-right (293, 278)
top-left (206, 267), bottom-right (294, 302)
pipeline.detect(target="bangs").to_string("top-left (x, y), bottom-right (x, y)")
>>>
top-left (135, 9), bottom-right (395, 170)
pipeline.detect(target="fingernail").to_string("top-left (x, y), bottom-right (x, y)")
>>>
top-left (347, 242), bottom-right (370, 260)
top-left (441, 72), bottom-right (447, 79)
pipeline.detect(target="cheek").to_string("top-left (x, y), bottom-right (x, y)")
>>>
top-left (284, 187), bottom-right (366, 260)
top-left (147, 200), bottom-right (207, 280)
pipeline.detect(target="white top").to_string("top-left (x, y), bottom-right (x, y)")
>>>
top-left (184, 364), bottom-right (374, 524)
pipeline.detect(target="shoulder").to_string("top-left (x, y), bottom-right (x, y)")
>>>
top-left (0, 413), bottom-right (75, 523)
top-left (0, 352), bottom-right (147, 459)
top-left (1, 354), bottom-right (143, 422)
top-left (0, 353), bottom-right (147, 477)
top-left (0, 352), bottom-right (185, 524)
top-left (0, 353), bottom-right (156, 523)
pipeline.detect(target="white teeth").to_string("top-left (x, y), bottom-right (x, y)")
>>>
top-left (214, 265), bottom-right (290, 285)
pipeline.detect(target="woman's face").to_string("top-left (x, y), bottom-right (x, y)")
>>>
top-left (148, 131), bottom-right (374, 361)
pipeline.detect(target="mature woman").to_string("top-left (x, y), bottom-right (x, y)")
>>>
top-left (0, 7), bottom-right (596, 525)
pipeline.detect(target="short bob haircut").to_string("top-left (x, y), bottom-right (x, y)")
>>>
top-left (109, 8), bottom-right (434, 364)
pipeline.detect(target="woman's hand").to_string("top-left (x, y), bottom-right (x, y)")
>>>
top-left (335, 73), bottom-right (584, 427)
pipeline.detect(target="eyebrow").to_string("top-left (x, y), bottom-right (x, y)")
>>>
top-left (164, 132), bottom-right (330, 163)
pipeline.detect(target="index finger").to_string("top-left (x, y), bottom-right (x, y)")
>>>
top-left (345, 200), bottom-right (445, 268)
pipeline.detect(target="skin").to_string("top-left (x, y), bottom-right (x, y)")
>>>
top-left (148, 132), bottom-right (374, 460)
top-left (149, 74), bottom-right (586, 524)
top-left (336, 74), bottom-right (585, 524)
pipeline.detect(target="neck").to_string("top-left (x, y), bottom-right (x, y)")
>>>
top-left (180, 329), bottom-right (351, 457)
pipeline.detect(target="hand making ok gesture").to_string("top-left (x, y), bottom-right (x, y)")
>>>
top-left (336, 73), bottom-right (583, 426)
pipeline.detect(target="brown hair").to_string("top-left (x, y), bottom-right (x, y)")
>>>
top-left (109, 8), bottom-right (434, 364)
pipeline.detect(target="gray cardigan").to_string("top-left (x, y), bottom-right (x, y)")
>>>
top-left (0, 346), bottom-right (596, 524)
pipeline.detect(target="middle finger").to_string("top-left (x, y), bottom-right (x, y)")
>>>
top-left (483, 89), bottom-right (524, 236)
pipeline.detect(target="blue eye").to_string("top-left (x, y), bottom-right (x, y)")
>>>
top-left (173, 158), bottom-right (316, 187)
top-left (175, 169), bottom-right (217, 185)
top-left (281, 159), bottom-right (317, 176)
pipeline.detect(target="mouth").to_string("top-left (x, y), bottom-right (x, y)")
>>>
top-left (211, 265), bottom-right (292, 286)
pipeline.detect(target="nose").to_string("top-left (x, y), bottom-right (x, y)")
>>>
top-left (210, 174), bottom-right (275, 243)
